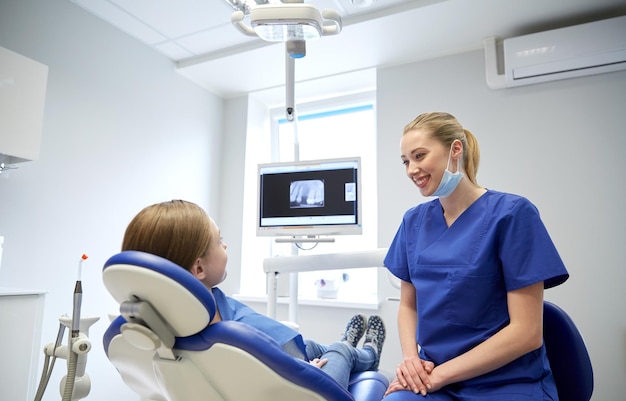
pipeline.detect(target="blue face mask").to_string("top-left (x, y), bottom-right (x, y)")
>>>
top-left (431, 143), bottom-right (463, 198)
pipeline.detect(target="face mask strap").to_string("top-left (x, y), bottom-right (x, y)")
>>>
top-left (446, 140), bottom-right (463, 173)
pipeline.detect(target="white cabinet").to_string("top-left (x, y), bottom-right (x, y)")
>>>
top-left (0, 46), bottom-right (49, 165)
top-left (0, 289), bottom-right (46, 401)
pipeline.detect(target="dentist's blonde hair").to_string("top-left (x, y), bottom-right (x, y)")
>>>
top-left (404, 112), bottom-right (480, 185)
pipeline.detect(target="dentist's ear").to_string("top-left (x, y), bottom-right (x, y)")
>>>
top-left (450, 139), bottom-right (464, 173)
top-left (451, 139), bottom-right (464, 157)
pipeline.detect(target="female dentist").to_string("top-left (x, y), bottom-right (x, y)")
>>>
top-left (383, 112), bottom-right (569, 400)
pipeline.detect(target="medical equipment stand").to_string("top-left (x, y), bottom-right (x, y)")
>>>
top-left (41, 315), bottom-right (100, 400)
top-left (34, 255), bottom-right (99, 401)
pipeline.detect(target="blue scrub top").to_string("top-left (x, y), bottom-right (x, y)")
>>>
top-left (385, 190), bottom-right (568, 395)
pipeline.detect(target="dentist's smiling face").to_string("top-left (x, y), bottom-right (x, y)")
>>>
top-left (400, 128), bottom-right (449, 197)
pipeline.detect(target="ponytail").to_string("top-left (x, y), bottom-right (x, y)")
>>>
top-left (462, 128), bottom-right (480, 185)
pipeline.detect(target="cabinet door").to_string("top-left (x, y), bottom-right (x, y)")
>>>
top-left (0, 292), bottom-right (46, 401)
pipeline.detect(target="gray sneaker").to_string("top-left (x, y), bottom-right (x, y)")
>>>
top-left (340, 314), bottom-right (367, 347)
top-left (363, 315), bottom-right (386, 356)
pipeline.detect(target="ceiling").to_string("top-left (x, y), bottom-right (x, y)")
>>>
top-left (70, 0), bottom-right (626, 101)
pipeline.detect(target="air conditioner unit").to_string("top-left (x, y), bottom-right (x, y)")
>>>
top-left (484, 15), bottom-right (626, 89)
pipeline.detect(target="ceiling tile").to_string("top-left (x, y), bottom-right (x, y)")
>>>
top-left (154, 41), bottom-right (195, 60)
top-left (72, 0), bottom-right (167, 44)
top-left (109, 0), bottom-right (233, 38)
top-left (175, 23), bottom-right (258, 56)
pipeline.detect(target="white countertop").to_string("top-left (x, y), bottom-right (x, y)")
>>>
top-left (0, 287), bottom-right (47, 296)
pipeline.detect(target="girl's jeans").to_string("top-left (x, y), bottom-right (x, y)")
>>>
top-left (305, 339), bottom-right (379, 390)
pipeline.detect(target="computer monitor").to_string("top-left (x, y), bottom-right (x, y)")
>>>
top-left (257, 157), bottom-right (362, 237)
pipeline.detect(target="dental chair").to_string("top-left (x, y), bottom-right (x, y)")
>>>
top-left (543, 301), bottom-right (594, 401)
top-left (102, 251), bottom-right (389, 401)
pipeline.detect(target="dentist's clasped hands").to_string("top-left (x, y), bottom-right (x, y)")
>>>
top-left (385, 356), bottom-right (436, 397)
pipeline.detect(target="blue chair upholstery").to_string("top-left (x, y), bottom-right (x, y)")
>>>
top-left (102, 251), bottom-right (388, 401)
top-left (543, 301), bottom-right (594, 401)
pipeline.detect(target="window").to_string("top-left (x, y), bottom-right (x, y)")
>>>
top-left (239, 91), bottom-right (377, 305)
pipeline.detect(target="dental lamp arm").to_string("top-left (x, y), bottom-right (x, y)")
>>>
top-left (322, 9), bottom-right (342, 36)
top-left (231, 10), bottom-right (256, 36)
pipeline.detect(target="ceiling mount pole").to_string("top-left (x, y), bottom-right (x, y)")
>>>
top-left (285, 48), bottom-right (296, 122)
top-left (285, 39), bottom-right (305, 122)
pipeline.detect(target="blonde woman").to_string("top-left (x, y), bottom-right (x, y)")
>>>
top-left (384, 112), bottom-right (569, 400)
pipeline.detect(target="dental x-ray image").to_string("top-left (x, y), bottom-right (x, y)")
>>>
top-left (290, 179), bottom-right (325, 208)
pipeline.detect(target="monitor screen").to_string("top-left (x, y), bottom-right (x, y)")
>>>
top-left (257, 157), bottom-right (362, 237)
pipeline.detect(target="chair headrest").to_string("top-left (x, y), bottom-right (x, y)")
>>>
top-left (103, 251), bottom-right (217, 337)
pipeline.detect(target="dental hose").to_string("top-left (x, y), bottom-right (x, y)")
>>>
top-left (62, 350), bottom-right (78, 401)
top-left (61, 254), bottom-right (88, 401)
top-left (33, 323), bottom-right (66, 401)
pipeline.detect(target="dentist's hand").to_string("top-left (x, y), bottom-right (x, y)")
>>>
top-left (385, 356), bottom-right (434, 396)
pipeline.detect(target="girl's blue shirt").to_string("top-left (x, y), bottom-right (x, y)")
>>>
top-left (211, 287), bottom-right (307, 360)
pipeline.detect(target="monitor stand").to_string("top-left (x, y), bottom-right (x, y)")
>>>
top-left (274, 236), bottom-right (335, 244)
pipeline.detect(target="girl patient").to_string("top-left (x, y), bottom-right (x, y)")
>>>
top-left (121, 199), bottom-right (386, 390)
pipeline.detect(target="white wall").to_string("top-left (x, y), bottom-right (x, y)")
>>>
top-left (215, 95), bottom-right (250, 296)
top-left (376, 50), bottom-right (626, 401)
top-left (0, 1), bottom-right (223, 400)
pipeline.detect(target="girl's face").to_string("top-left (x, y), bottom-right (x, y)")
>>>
top-left (193, 217), bottom-right (228, 288)
top-left (400, 128), bottom-right (449, 197)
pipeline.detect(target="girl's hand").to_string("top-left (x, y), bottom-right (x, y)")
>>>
top-left (309, 358), bottom-right (328, 368)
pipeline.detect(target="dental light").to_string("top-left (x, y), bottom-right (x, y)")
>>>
top-left (231, 3), bottom-right (342, 42)
top-left (230, 1), bottom-right (342, 122)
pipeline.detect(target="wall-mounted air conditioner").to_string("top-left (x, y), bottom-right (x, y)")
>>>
top-left (484, 15), bottom-right (626, 89)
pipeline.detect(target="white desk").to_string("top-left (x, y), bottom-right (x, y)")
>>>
top-left (0, 288), bottom-right (46, 401)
